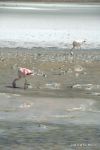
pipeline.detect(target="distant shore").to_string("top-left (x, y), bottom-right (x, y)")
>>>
top-left (0, 0), bottom-right (100, 3)
top-left (0, 1), bottom-right (100, 7)
top-left (0, 1), bottom-right (100, 5)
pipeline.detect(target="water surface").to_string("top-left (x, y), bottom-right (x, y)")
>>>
top-left (0, 3), bottom-right (100, 49)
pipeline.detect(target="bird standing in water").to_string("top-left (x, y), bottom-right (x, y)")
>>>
top-left (70, 40), bottom-right (86, 55)
top-left (12, 67), bottom-right (34, 89)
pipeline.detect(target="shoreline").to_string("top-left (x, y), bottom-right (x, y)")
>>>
top-left (0, 47), bottom-right (100, 99)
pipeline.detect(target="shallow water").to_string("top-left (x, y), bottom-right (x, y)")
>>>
top-left (0, 2), bottom-right (100, 149)
top-left (0, 121), bottom-right (100, 150)
top-left (0, 92), bottom-right (100, 149)
top-left (0, 3), bottom-right (100, 49)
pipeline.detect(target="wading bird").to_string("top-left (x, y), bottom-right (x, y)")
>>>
top-left (12, 67), bottom-right (34, 89)
top-left (70, 40), bottom-right (86, 55)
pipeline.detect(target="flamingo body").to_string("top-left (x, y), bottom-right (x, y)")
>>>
top-left (12, 67), bottom-right (33, 89)
top-left (18, 67), bottom-right (33, 77)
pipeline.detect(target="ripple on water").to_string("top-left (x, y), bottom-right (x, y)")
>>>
top-left (72, 84), bottom-right (100, 91)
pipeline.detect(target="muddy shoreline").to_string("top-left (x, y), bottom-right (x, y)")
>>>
top-left (0, 47), bottom-right (100, 98)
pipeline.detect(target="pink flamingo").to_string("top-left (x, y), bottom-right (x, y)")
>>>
top-left (12, 67), bottom-right (34, 89)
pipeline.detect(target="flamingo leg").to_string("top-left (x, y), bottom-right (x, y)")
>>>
top-left (12, 77), bottom-right (21, 88)
top-left (24, 78), bottom-right (28, 89)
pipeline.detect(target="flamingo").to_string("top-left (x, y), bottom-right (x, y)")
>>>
top-left (70, 40), bottom-right (86, 55)
top-left (12, 67), bottom-right (34, 89)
